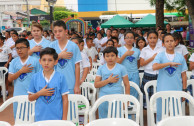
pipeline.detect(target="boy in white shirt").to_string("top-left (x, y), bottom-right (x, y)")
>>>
top-left (85, 38), bottom-right (98, 62)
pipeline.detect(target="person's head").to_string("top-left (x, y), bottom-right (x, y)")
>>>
top-left (39, 47), bottom-right (58, 71)
top-left (106, 39), bottom-right (114, 47)
top-left (71, 33), bottom-right (78, 38)
top-left (71, 37), bottom-right (81, 45)
top-left (86, 37), bottom-right (93, 48)
top-left (161, 31), bottom-right (167, 38)
top-left (103, 46), bottom-right (118, 65)
top-left (27, 31), bottom-right (33, 40)
top-left (23, 30), bottom-right (27, 36)
top-left (147, 30), bottom-right (158, 47)
top-left (106, 29), bottom-right (112, 37)
top-left (84, 33), bottom-right (88, 38)
top-left (43, 30), bottom-right (49, 37)
top-left (50, 32), bottom-right (55, 39)
top-left (172, 32), bottom-right (183, 46)
top-left (120, 29), bottom-right (125, 34)
top-left (12, 32), bottom-right (19, 42)
top-left (31, 21), bottom-right (43, 39)
top-left (97, 32), bottom-right (102, 39)
top-left (15, 38), bottom-right (30, 58)
top-left (136, 29), bottom-right (142, 36)
top-left (89, 32), bottom-right (95, 40)
top-left (124, 31), bottom-right (135, 46)
top-left (166, 24), bottom-right (171, 31)
top-left (5, 31), bottom-right (10, 38)
top-left (111, 37), bottom-right (119, 48)
top-left (111, 29), bottom-right (118, 37)
top-left (53, 20), bottom-right (68, 41)
top-left (158, 29), bottom-right (163, 38)
top-left (21, 34), bottom-right (26, 39)
top-left (134, 33), bottom-right (140, 42)
top-left (136, 36), bottom-right (146, 50)
top-left (0, 36), bottom-right (5, 45)
top-left (10, 29), bottom-right (17, 37)
top-left (78, 39), bottom-right (85, 51)
top-left (163, 33), bottom-right (176, 52)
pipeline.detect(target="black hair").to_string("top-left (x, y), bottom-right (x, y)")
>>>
top-left (112, 29), bottom-right (118, 33)
top-left (172, 32), bottom-right (184, 45)
top-left (161, 31), bottom-right (167, 34)
top-left (162, 33), bottom-right (174, 43)
top-left (27, 31), bottom-right (31, 36)
top-left (106, 29), bottom-right (112, 32)
top-left (12, 32), bottom-right (19, 36)
top-left (97, 32), bottom-right (103, 37)
top-left (106, 39), bottom-right (114, 46)
top-left (79, 39), bottom-right (84, 44)
top-left (103, 46), bottom-right (118, 57)
top-left (53, 20), bottom-right (67, 30)
top-left (71, 37), bottom-right (82, 43)
top-left (136, 36), bottom-right (146, 48)
top-left (40, 47), bottom-right (58, 60)
top-left (86, 37), bottom-right (93, 42)
top-left (124, 31), bottom-right (135, 39)
top-left (89, 32), bottom-right (95, 37)
top-left (44, 30), bottom-right (49, 36)
top-left (15, 38), bottom-right (29, 48)
top-left (111, 37), bottom-right (119, 43)
top-left (147, 30), bottom-right (158, 38)
top-left (10, 29), bottom-right (17, 34)
top-left (134, 33), bottom-right (140, 38)
top-left (5, 31), bottom-right (10, 35)
top-left (0, 36), bottom-right (5, 42)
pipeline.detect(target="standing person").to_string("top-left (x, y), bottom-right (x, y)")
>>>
top-left (101, 29), bottom-right (112, 51)
top-left (140, 30), bottom-right (163, 108)
top-left (49, 20), bottom-right (82, 94)
top-left (117, 31), bottom-right (140, 98)
top-left (28, 47), bottom-right (69, 121)
top-left (27, 31), bottom-right (33, 40)
top-left (85, 38), bottom-right (98, 63)
top-left (166, 24), bottom-right (174, 34)
top-left (8, 38), bottom-right (40, 118)
top-left (0, 36), bottom-right (12, 96)
top-left (28, 22), bottom-right (51, 60)
top-left (93, 32), bottom-right (103, 53)
top-left (95, 46), bottom-right (130, 119)
top-left (49, 32), bottom-right (56, 42)
top-left (152, 33), bottom-right (187, 122)
top-left (71, 38), bottom-right (90, 84)
top-left (11, 32), bottom-right (19, 59)
top-left (4, 31), bottom-right (14, 48)
top-left (43, 30), bottom-right (50, 40)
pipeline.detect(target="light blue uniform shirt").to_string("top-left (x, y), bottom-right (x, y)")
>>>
top-left (9, 56), bottom-right (40, 96)
top-left (49, 40), bottom-right (82, 93)
top-left (118, 46), bottom-right (140, 73)
top-left (96, 63), bottom-right (128, 96)
top-left (153, 51), bottom-right (188, 92)
top-left (29, 38), bottom-right (51, 59)
top-left (28, 71), bottom-right (69, 121)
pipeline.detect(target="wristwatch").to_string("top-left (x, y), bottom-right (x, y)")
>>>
top-left (182, 89), bottom-right (187, 92)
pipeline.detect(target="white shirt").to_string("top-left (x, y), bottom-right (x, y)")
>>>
top-left (189, 53), bottom-right (194, 75)
top-left (12, 47), bottom-right (19, 58)
top-left (140, 45), bottom-right (163, 74)
top-left (4, 38), bottom-right (15, 48)
top-left (101, 37), bottom-right (111, 51)
top-left (93, 38), bottom-right (102, 50)
top-left (99, 53), bottom-right (106, 65)
top-left (119, 33), bottom-right (124, 39)
top-left (83, 38), bottom-right (87, 48)
top-left (157, 39), bottom-right (163, 47)
top-left (84, 47), bottom-right (98, 60)
top-left (80, 51), bottom-right (90, 79)
top-left (175, 44), bottom-right (189, 56)
top-left (119, 36), bottom-right (125, 46)
top-left (0, 45), bottom-right (12, 62)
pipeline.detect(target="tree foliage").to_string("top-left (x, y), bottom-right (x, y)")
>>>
top-left (53, 11), bottom-right (77, 20)
top-left (54, 7), bottom-right (70, 12)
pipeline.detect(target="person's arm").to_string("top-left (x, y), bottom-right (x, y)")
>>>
top-left (10, 45), bottom-right (15, 50)
top-left (62, 94), bottom-right (68, 120)
top-left (190, 61), bottom-right (194, 70)
top-left (137, 59), bottom-right (140, 69)
top-left (140, 53), bottom-right (157, 67)
top-left (80, 67), bottom-right (89, 84)
top-left (93, 55), bottom-right (98, 62)
top-left (122, 75), bottom-right (130, 95)
top-left (28, 46), bottom-right (42, 55)
top-left (8, 64), bottom-right (33, 82)
top-left (184, 54), bottom-right (187, 61)
top-left (153, 62), bottom-right (181, 71)
top-left (89, 57), bottom-right (92, 70)
top-left (74, 63), bottom-right (81, 94)
top-left (4, 53), bottom-right (12, 68)
top-left (28, 85), bottom-right (54, 101)
top-left (94, 74), bottom-right (119, 88)
top-left (117, 51), bottom-right (134, 64)
top-left (182, 71), bottom-right (187, 90)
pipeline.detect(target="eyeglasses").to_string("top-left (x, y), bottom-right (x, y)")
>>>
top-left (16, 47), bottom-right (28, 50)
top-left (125, 37), bottom-right (134, 40)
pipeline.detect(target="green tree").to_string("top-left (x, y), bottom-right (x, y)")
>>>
top-left (54, 7), bottom-right (70, 12)
top-left (53, 11), bottom-right (77, 20)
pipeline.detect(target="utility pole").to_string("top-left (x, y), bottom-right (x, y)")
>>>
top-left (25, 0), bottom-right (30, 27)
top-left (46, 0), bottom-right (57, 26)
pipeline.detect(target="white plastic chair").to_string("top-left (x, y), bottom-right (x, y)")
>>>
top-left (122, 81), bottom-right (143, 126)
top-left (0, 67), bottom-right (8, 102)
top-left (90, 68), bottom-right (97, 77)
top-left (186, 71), bottom-right (192, 80)
top-left (80, 82), bottom-right (96, 106)
top-left (150, 91), bottom-right (194, 126)
top-left (86, 118), bottom-right (140, 126)
top-left (29, 120), bottom-right (76, 126)
top-left (157, 116), bottom-right (194, 126)
top-left (89, 94), bottom-right (140, 124)
top-left (0, 95), bottom-right (35, 126)
top-left (85, 74), bottom-right (95, 82)
top-left (144, 80), bottom-right (157, 126)
top-left (98, 52), bottom-right (103, 59)
top-left (92, 62), bottom-right (101, 70)
top-left (187, 79), bottom-right (194, 96)
top-left (0, 121), bottom-right (11, 126)
top-left (139, 73), bottom-right (144, 87)
top-left (67, 94), bottom-right (89, 125)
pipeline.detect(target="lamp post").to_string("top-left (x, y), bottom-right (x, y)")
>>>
top-left (25, 0), bottom-right (30, 27)
top-left (46, 0), bottom-right (57, 25)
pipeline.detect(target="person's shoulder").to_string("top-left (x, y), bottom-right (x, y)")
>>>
top-left (49, 40), bottom-right (58, 46)
top-left (141, 46), bottom-right (149, 52)
top-left (175, 52), bottom-right (185, 59)
top-left (43, 38), bottom-right (51, 43)
top-left (134, 47), bottom-right (140, 52)
top-left (11, 57), bottom-right (20, 63)
top-left (116, 63), bottom-right (125, 69)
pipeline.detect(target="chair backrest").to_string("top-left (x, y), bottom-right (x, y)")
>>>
top-left (0, 95), bottom-right (35, 125)
top-left (139, 73), bottom-right (144, 87)
top-left (98, 52), bottom-right (103, 59)
top-left (157, 116), bottom-right (194, 126)
top-left (92, 62), bottom-right (101, 70)
top-left (89, 94), bottom-right (140, 124)
top-left (85, 74), bottom-right (95, 82)
top-left (86, 118), bottom-right (140, 126)
top-left (150, 91), bottom-right (194, 126)
top-left (0, 67), bottom-right (8, 84)
top-left (187, 79), bottom-right (194, 96)
top-left (186, 71), bottom-right (192, 80)
top-left (0, 121), bottom-right (11, 126)
top-left (80, 82), bottom-right (96, 106)
top-left (67, 94), bottom-right (89, 125)
top-left (90, 69), bottom-right (97, 76)
top-left (29, 120), bottom-right (76, 126)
